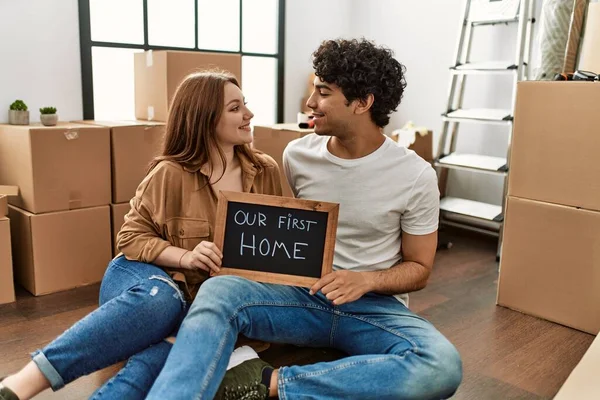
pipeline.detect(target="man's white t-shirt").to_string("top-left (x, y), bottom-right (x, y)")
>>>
top-left (283, 134), bottom-right (440, 306)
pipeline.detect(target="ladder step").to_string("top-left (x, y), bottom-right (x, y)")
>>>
top-left (440, 197), bottom-right (503, 222)
top-left (469, 17), bottom-right (519, 26)
top-left (435, 153), bottom-right (507, 174)
top-left (442, 108), bottom-right (513, 124)
top-left (451, 61), bottom-right (517, 74)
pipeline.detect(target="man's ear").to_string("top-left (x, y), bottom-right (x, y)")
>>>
top-left (353, 94), bottom-right (374, 115)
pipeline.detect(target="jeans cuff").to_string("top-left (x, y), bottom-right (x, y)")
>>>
top-left (31, 350), bottom-right (65, 391)
top-left (277, 366), bottom-right (287, 400)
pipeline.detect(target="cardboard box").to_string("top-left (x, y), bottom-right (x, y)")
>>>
top-left (300, 95), bottom-right (311, 114)
top-left (8, 205), bottom-right (112, 296)
top-left (577, 2), bottom-right (600, 73)
top-left (0, 217), bottom-right (15, 304)
top-left (554, 333), bottom-right (600, 400)
top-left (111, 202), bottom-right (131, 257)
top-left (301, 72), bottom-right (316, 113)
top-left (76, 120), bottom-right (165, 203)
top-left (252, 124), bottom-right (314, 197)
top-left (0, 196), bottom-right (6, 218)
top-left (0, 185), bottom-right (19, 217)
top-left (390, 129), bottom-right (434, 162)
top-left (135, 50), bottom-right (242, 122)
top-left (0, 186), bottom-right (17, 303)
top-left (305, 72), bottom-right (316, 98)
top-left (497, 196), bottom-right (600, 334)
top-left (0, 123), bottom-right (111, 214)
top-left (509, 82), bottom-right (600, 212)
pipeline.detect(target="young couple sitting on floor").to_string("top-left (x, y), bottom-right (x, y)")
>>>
top-left (0, 38), bottom-right (462, 400)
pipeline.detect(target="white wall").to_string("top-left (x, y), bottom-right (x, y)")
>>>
top-left (349, 0), bottom-right (543, 205)
top-left (283, 0), bottom-right (354, 123)
top-left (0, 0), bottom-right (83, 124)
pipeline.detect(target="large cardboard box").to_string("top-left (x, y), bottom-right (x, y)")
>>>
top-left (497, 196), bottom-right (600, 334)
top-left (509, 82), bottom-right (600, 212)
top-left (77, 120), bottom-right (165, 203)
top-left (554, 333), bottom-right (600, 400)
top-left (252, 124), bottom-right (314, 197)
top-left (0, 123), bottom-right (111, 214)
top-left (110, 202), bottom-right (131, 257)
top-left (8, 205), bottom-right (112, 296)
top-left (135, 50), bottom-right (242, 122)
top-left (0, 186), bottom-right (17, 304)
top-left (0, 217), bottom-right (14, 304)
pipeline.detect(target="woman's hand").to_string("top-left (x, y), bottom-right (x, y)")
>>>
top-left (180, 241), bottom-right (223, 274)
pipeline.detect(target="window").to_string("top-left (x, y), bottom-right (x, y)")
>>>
top-left (79, 0), bottom-right (284, 124)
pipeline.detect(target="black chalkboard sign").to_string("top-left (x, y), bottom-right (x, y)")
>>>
top-left (214, 191), bottom-right (339, 287)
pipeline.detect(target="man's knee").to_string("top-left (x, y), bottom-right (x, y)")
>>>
top-left (420, 340), bottom-right (462, 398)
top-left (394, 339), bottom-right (462, 399)
top-left (198, 276), bottom-right (254, 300)
top-left (437, 342), bottom-right (462, 396)
top-left (189, 275), bottom-right (253, 315)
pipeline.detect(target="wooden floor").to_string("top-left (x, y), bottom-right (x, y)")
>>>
top-left (0, 228), bottom-right (594, 399)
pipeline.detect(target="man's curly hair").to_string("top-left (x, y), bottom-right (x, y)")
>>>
top-left (312, 38), bottom-right (407, 128)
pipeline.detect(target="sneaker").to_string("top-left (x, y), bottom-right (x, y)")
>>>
top-left (214, 358), bottom-right (273, 400)
top-left (0, 383), bottom-right (19, 400)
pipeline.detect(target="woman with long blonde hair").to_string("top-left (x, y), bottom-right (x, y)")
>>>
top-left (0, 71), bottom-right (282, 400)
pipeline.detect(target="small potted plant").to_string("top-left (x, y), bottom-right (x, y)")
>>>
top-left (9, 100), bottom-right (29, 125)
top-left (39, 106), bottom-right (58, 126)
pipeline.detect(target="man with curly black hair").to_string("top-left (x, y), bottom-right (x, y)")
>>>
top-left (147, 39), bottom-right (462, 400)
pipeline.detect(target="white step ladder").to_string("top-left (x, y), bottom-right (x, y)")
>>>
top-left (436, 0), bottom-right (536, 253)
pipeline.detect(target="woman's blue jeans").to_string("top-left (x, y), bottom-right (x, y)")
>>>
top-left (31, 255), bottom-right (186, 399)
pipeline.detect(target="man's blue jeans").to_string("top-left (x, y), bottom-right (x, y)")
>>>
top-left (147, 275), bottom-right (462, 400)
top-left (31, 256), bottom-right (185, 399)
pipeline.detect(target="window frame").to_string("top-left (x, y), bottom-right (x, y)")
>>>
top-left (77, 0), bottom-right (285, 122)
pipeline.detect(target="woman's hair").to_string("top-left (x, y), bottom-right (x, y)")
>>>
top-left (148, 70), bottom-right (262, 180)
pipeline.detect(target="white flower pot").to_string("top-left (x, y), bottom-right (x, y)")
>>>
top-left (40, 114), bottom-right (58, 126)
top-left (9, 110), bottom-right (29, 125)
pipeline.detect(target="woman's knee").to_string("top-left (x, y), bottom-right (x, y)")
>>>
top-left (100, 259), bottom-right (168, 303)
top-left (103, 272), bottom-right (186, 334)
top-left (141, 275), bottom-right (186, 317)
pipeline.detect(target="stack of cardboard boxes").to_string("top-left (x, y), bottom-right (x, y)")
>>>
top-left (0, 123), bottom-right (113, 296)
top-left (497, 81), bottom-right (600, 335)
top-left (0, 50), bottom-right (242, 298)
top-left (497, 81), bottom-right (600, 398)
top-left (76, 120), bottom-right (166, 256)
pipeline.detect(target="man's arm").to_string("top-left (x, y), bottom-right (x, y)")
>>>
top-left (367, 230), bottom-right (437, 294)
top-left (310, 231), bottom-right (437, 305)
